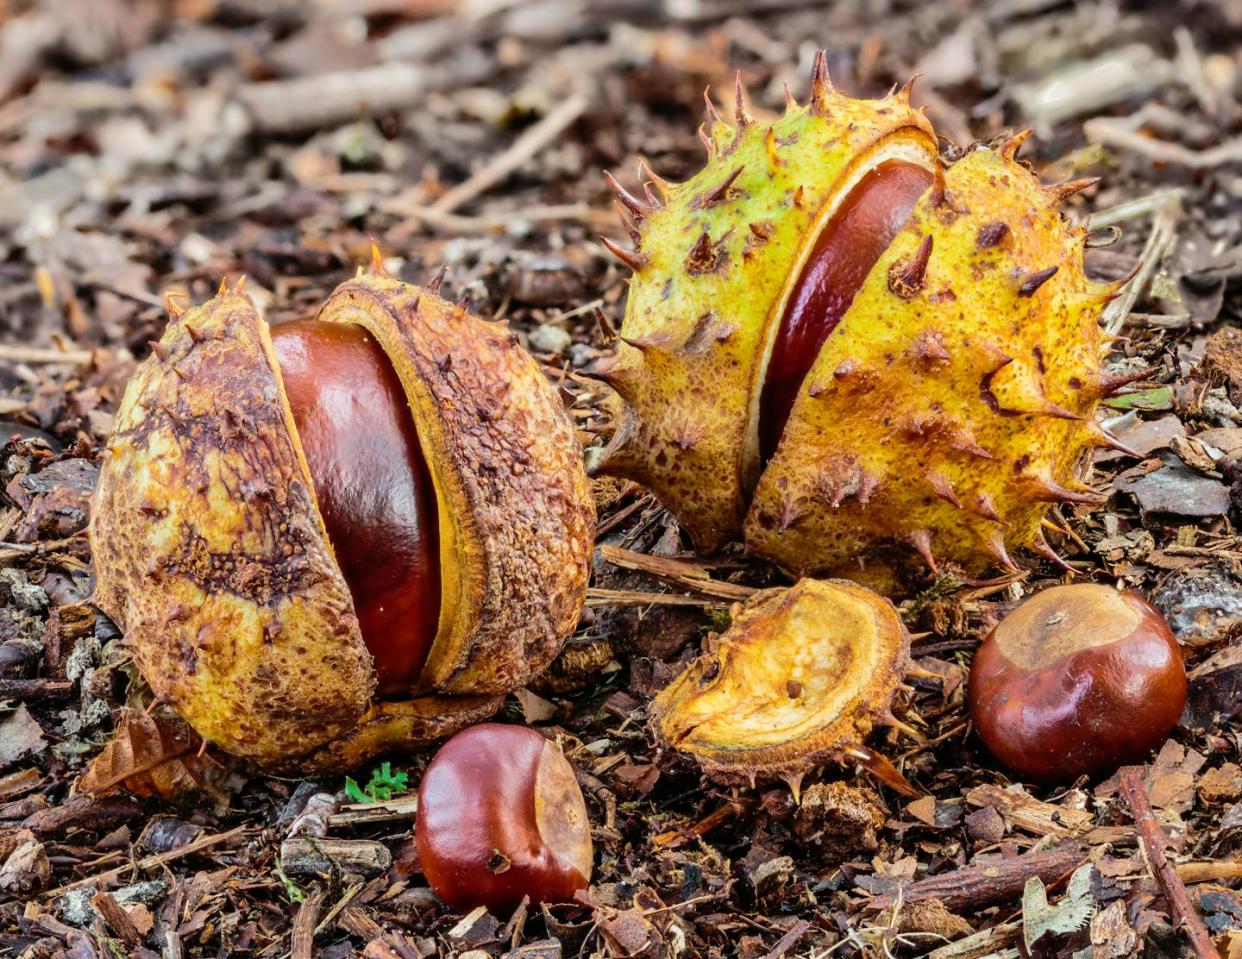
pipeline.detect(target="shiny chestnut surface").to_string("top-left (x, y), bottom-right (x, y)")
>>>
top-left (759, 160), bottom-right (934, 461)
top-left (969, 583), bottom-right (1186, 783)
top-left (416, 723), bottom-right (593, 911)
top-left (271, 320), bottom-right (440, 697)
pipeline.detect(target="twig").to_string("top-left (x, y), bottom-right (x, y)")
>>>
top-left (1119, 766), bottom-right (1221, 959)
top-left (43, 825), bottom-right (249, 896)
top-left (1099, 191), bottom-right (1181, 339)
top-left (598, 544), bottom-right (756, 602)
top-left (868, 841), bottom-right (1086, 913)
top-left (1085, 116), bottom-right (1242, 170)
top-left (0, 344), bottom-right (93, 365)
top-left (430, 93), bottom-right (591, 214)
top-left (291, 887), bottom-right (326, 959)
top-left (0, 678), bottom-right (75, 702)
top-left (326, 793), bottom-right (419, 828)
top-left (761, 918), bottom-right (811, 958)
top-left (386, 201), bottom-right (612, 236)
top-left (236, 63), bottom-right (429, 134)
top-left (585, 587), bottom-right (733, 608)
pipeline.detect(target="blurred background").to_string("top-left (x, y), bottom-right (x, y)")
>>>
top-left (0, 0), bottom-right (1240, 377)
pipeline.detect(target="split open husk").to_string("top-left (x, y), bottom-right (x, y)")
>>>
top-left (90, 272), bottom-right (595, 770)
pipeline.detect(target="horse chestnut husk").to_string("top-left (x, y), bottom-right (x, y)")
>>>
top-left (592, 54), bottom-right (1132, 589)
top-left (89, 267), bottom-right (595, 770)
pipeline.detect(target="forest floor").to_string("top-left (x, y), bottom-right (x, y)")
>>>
top-left (1, 1), bottom-right (1242, 957)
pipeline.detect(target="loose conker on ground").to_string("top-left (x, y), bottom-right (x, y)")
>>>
top-left (89, 265), bottom-right (595, 770)
top-left (416, 723), bottom-right (593, 911)
top-left (968, 583), bottom-right (1186, 783)
top-left (592, 54), bottom-right (1133, 589)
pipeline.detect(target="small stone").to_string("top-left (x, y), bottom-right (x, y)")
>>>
top-left (1199, 763), bottom-right (1242, 805)
top-left (0, 830), bottom-right (49, 893)
top-left (965, 805), bottom-right (1006, 843)
top-left (1151, 564), bottom-right (1242, 639)
top-left (747, 854), bottom-right (795, 897)
top-left (528, 324), bottom-right (572, 355)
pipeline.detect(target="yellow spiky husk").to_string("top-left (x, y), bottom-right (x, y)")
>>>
top-left (593, 58), bottom-right (1124, 586)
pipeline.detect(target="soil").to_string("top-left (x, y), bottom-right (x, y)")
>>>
top-left (1, 1), bottom-right (1242, 956)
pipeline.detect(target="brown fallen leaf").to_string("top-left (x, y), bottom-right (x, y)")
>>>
top-left (79, 708), bottom-right (242, 813)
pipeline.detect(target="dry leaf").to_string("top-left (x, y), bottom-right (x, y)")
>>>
top-left (79, 708), bottom-right (241, 813)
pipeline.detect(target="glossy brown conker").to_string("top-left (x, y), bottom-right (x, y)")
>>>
top-left (968, 583), bottom-right (1186, 783)
top-left (271, 320), bottom-right (440, 697)
top-left (415, 723), bottom-right (593, 912)
top-left (758, 159), bottom-right (934, 461)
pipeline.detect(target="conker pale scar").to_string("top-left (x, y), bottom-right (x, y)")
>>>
top-left (271, 320), bottom-right (441, 697)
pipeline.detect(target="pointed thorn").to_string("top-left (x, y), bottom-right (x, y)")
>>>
top-left (895, 73), bottom-right (921, 103)
top-left (971, 491), bottom-right (1004, 523)
top-left (636, 158), bottom-right (669, 199)
top-left (233, 275), bottom-right (248, 295)
top-left (783, 83), bottom-right (799, 113)
top-left (1094, 367), bottom-right (1151, 396)
top-left (604, 171), bottom-right (650, 220)
top-left (926, 471), bottom-right (962, 508)
top-left (1025, 475), bottom-right (1108, 505)
top-left (984, 532), bottom-right (1020, 573)
top-left (999, 129), bottom-right (1033, 159)
top-left (1048, 177), bottom-right (1100, 203)
top-left (1090, 424), bottom-right (1141, 457)
top-left (908, 528), bottom-right (939, 574)
top-left (733, 71), bottom-right (752, 129)
top-left (698, 124), bottom-right (715, 157)
top-left (369, 241), bottom-right (387, 276)
top-left (1029, 531), bottom-right (1074, 572)
top-left (697, 165), bottom-right (744, 208)
top-left (1035, 399), bottom-right (1082, 421)
top-left (703, 87), bottom-right (721, 126)
top-left (593, 306), bottom-right (617, 342)
top-left (1018, 265), bottom-right (1059, 297)
top-left (601, 236), bottom-right (647, 273)
top-left (426, 265), bottom-right (447, 296)
top-left (164, 291), bottom-right (187, 319)
top-left (147, 340), bottom-right (170, 363)
top-left (619, 333), bottom-right (667, 354)
top-left (217, 276), bottom-right (229, 296)
top-left (888, 235), bottom-right (933, 299)
top-left (783, 773), bottom-right (804, 805)
top-left (810, 49), bottom-right (834, 109)
top-left (613, 202), bottom-right (643, 245)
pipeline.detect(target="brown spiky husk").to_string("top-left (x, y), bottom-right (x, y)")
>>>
top-left (90, 274), bottom-right (594, 769)
top-left (651, 579), bottom-right (909, 785)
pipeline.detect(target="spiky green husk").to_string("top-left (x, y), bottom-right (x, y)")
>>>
top-left (745, 144), bottom-right (1117, 582)
top-left (594, 63), bottom-right (1124, 584)
top-left (594, 69), bottom-right (937, 550)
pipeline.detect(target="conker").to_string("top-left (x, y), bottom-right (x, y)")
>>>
top-left (271, 320), bottom-right (440, 697)
top-left (969, 583), bottom-right (1186, 783)
top-left (416, 723), bottom-right (593, 911)
top-left (758, 160), bottom-right (934, 461)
